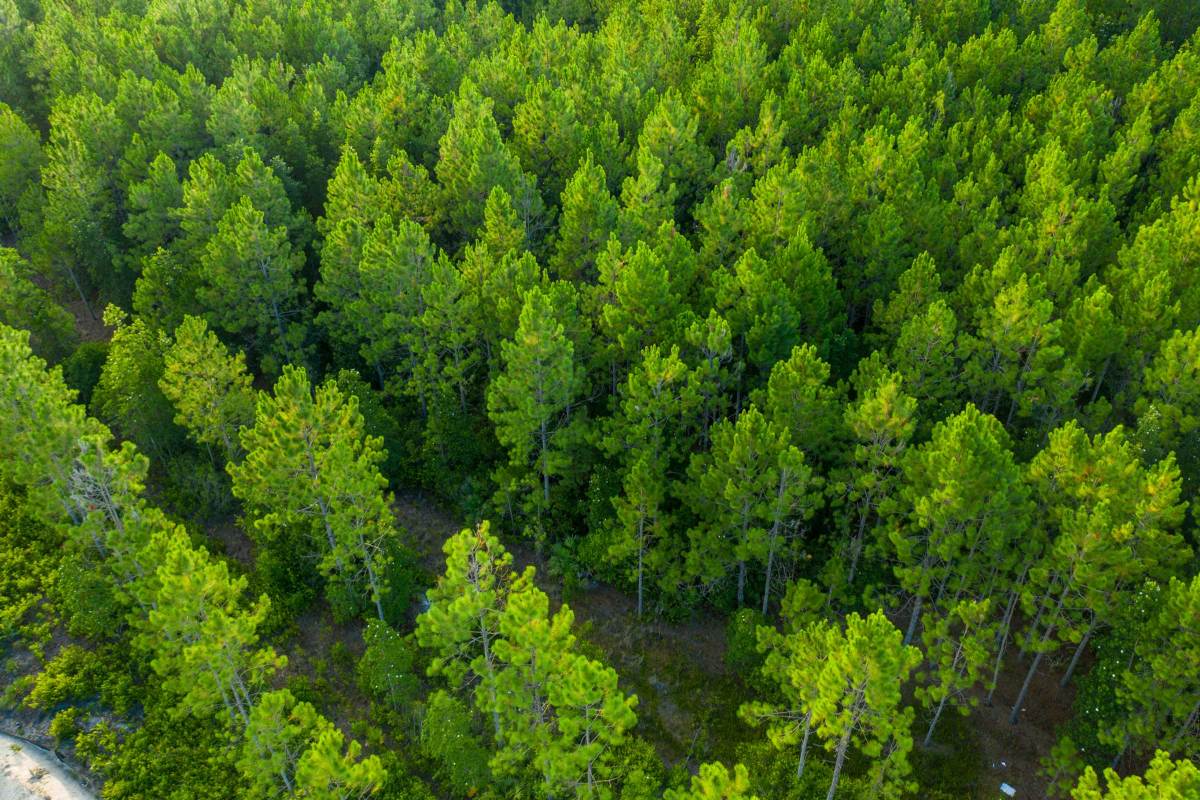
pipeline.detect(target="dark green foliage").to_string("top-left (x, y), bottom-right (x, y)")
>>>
top-left (357, 620), bottom-right (421, 709)
top-left (60, 341), bottom-right (109, 408)
top-left (418, 690), bottom-right (491, 794)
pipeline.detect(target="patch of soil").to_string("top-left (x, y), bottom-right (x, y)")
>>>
top-left (64, 301), bottom-right (111, 345)
top-left (204, 519), bottom-right (255, 568)
top-left (969, 648), bottom-right (1077, 799)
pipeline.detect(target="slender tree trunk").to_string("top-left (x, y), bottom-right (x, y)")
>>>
top-left (480, 620), bottom-right (502, 742)
top-left (359, 532), bottom-right (386, 621)
top-left (924, 694), bottom-right (949, 748)
top-left (848, 506), bottom-right (869, 586)
top-left (987, 589), bottom-right (1021, 705)
top-left (762, 534), bottom-right (776, 616)
top-left (1110, 735), bottom-right (1129, 770)
top-left (904, 593), bottom-right (923, 646)
top-left (1170, 697), bottom-right (1200, 749)
top-left (797, 714), bottom-right (811, 779)
top-left (737, 560), bottom-right (746, 608)
top-left (1059, 619), bottom-right (1095, 688)
top-left (1011, 585), bottom-right (1069, 724)
top-left (1010, 650), bottom-right (1045, 725)
top-left (1089, 356), bottom-right (1111, 404)
top-left (826, 719), bottom-right (855, 800)
top-left (636, 513), bottom-right (645, 618)
top-left (539, 419), bottom-right (550, 507)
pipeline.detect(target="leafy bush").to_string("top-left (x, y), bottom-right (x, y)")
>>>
top-left (357, 619), bottom-right (420, 709)
top-left (418, 690), bottom-right (491, 794)
top-left (60, 341), bottom-right (108, 407)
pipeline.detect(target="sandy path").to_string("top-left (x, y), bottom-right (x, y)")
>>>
top-left (0, 734), bottom-right (94, 800)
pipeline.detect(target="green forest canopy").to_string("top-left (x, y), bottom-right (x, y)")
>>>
top-left (0, 0), bottom-right (1199, 798)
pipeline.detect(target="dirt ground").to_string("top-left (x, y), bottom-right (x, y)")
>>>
top-left (392, 493), bottom-right (1076, 797)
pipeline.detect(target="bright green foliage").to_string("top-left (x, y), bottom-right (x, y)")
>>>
top-left (230, 366), bottom-right (399, 620)
top-left (436, 79), bottom-right (543, 243)
top-left (0, 103), bottom-right (42, 237)
top-left (1135, 326), bottom-right (1200, 489)
top-left (1106, 575), bottom-right (1200, 761)
top-left (315, 214), bottom-right (436, 392)
top-left (595, 240), bottom-right (685, 388)
top-left (915, 598), bottom-right (995, 747)
top-left (740, 610), bottom-right (832, 781)
top-left (1013, 422), bottom-right (1190, 724)
top-left (633, 89), bottom-right (713, 219)
top-left (415, 523), bottom-right (515, 739)
top-left (0, 323), bottom-right (110, 526)
top-left (491, 577), bottom-right (637, 798)
top-left (144, 534), bottom-right (283, 724)
top-left (159, 315), bottom-right (256, 463)
top-left (664, 762), bottom-right (758, 800)
top-left (486, 285), bottom-right (583, 520)
top-left (686, 406), bottom-right (817, 612)
top-left (293, 717), bottom-right (387, 799)
top-left (0, 248), bottom-right (76, 363)
top-left (889, 405), bottom-right (1030, 646)
top-left (807, 611), bottom-right (919, 800)
top-left (92, 305), bottom-right (184, 460)
top-left (551, 154), bottom-right (618, 282)
top-left (198, 195), bottom-right (309, 375)
top-left (753, 344), bottom-right (844, 466)
top-left (838, 366), bottom-right (916, 588)
top-left (604, 345), bottom-right (698, 614)
top-left (1071, 751), bottom-right (1200, 799)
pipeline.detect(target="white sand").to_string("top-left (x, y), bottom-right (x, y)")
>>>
top-left (0, 734), bottom-right (94, 800)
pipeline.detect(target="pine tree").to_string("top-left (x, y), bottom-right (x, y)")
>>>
top-left (198, 195), bottom-right (308, 375)
top-left (809, 611), bottom-right (920, 800)
top-left (230, 367), bottom-right (399, 619)
top-left (890, 405), bottom-right (1030, 646)
top-left (604, 345), bottom-right (697, 616)
top-left (550, 153), bottom-right (618, 282)
top-left (839, 366), bottom-right (916, 587)
top-left (144, 534), bottom-right (284, 725)
top-left (664, 763), bottom-right (759, 800)
top-left (915, 598), bottom-right (995, 748)
top-left (415, 523), bottom-right (516, 740)
top-left (0, 248), bottom-right (77, 363)
top-left (159, 315), bottom-right (256, 464)
top-left (486, 285), bottom-right (583, 521)
top-left (1011, 423), bottom-right (1189, 724)
top-left (1071, 751), bottom-right (1200, 799)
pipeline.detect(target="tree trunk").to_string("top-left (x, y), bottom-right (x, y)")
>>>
top-left (923, 694), bottom-right (949, 748)
top-left (848, 507), bottom-right (868, 587)
top-left (480, 620), bottom-right (502, 742)
top-left (797, 714), bottom-right (811, 779)
top-left (636, 514), bottom-right (645, 619)
top-left (987, 589), bottom-right (1020, 705)
top-left (539, 419), bottom-right (550, 507)
top-left (737, 560), bottom-right (746, 608)
top-left (1010, 649), bottom-right (1044, 725)
top-left (904, 593), bottom-right (923, 646)
top-left (762, 538), bottom-right (775, 616)
top-left (1170, 697), bottom-right (1200, 749)
top-left (1059, 619), bottom-right (1095, 688)
top-left (1089, 355), bottom-right (1111, 404)
top-left (826, 720), bottom-right (855, 800)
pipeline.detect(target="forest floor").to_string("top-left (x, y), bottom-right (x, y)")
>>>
top-left (392, 492), bottom-right (1072, 799)
top-left (199, 492), bottom-right (1071, 798)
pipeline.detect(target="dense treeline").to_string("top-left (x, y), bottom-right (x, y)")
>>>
top-left (1, 0), bottom-right (1199, 797)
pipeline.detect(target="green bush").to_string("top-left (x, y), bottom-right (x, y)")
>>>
top-left (418, 690), bottom-right (491, 794)
top-left (357, 619), bottom-right (420, 709)
top-left (60, 341), bottom-right (107, 407)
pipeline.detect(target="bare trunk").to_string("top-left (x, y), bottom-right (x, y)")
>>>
top-left (1089, 355), bottom-right (1111, 404)
top-left (848, 507), bottom-right (868, 586)
top-left (1010, 650), bottom-right (1044, 725)
top-left (826, 719), bottom-right (855, 800)
top-left (762, 540), bottom-right (775, 616)
top-left (923, 693), bottom-right (949, 748)
top-left (987, 589), bottom-right (1020, 705)
top-left (636, 513), bottom-right (645, 618)
top-left (904, 593), bottom-right (923, 646)
top-left (797, 714), bottom-right (811, 779)
top-left (1059, 620), bottom-right (1095, 688)
top-left (737, 560), bottom-right (746, 608)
